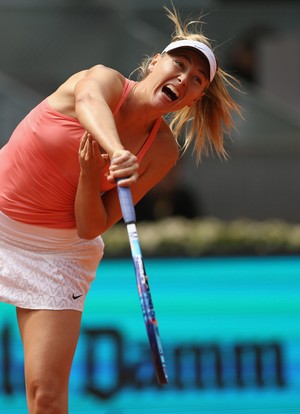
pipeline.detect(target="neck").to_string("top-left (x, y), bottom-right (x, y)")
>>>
top-left (120, 81), bottom-right (161, 132)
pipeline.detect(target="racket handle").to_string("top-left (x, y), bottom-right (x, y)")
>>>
top-left (117, 184), bottom-right (136, 224)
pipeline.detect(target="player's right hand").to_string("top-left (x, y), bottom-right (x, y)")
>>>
top-left (108, 149), bottom-right (139, 187)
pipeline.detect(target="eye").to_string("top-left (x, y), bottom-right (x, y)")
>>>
top-left (174, 59), bottom-right (184, 68)
top-left (193, 75), bottom-right (202, 84)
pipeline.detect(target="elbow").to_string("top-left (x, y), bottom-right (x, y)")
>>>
top-left (76, 221), bottom-right (108, 240)
top-left (77, 229), bottom-right (98, 240)
top-left (76, 221), bottom-right (100, 239)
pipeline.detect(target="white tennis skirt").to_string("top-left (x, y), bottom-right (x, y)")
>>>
top-left (0, 212), bottom-right (104, 311)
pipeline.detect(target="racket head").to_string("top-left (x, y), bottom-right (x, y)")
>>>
top-left (136, 265), bottom-right (168, 384)
top-left (145, 319), bottom-right (169, 384)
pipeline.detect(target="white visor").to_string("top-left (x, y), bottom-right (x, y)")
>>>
top-left (162, 40), bottom-right (217, 82)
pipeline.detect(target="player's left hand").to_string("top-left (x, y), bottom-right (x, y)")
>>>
top-left (78, 132), bottom-right (108, 180)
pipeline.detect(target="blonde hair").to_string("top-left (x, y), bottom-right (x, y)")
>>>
top-left (136, 6), bottom-right (242, 161)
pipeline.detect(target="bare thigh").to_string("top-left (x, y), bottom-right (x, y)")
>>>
top-left (16, 308), bottom-right (82, 409)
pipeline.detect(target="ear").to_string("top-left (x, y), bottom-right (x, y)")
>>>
top-left (193, 92), bottom-right (205, 104)
top-left (148, 53), bottom-right (162, 72)
top-left (189, 93), bottom-right (205, 107)
top-left (194, 91), bottom-right (206, 104)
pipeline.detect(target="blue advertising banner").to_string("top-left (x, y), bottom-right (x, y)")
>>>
top-left (1, 256), bottom-right (300, 413)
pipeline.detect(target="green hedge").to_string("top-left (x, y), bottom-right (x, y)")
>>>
top-left (102, 217), bottom-right (300, 257)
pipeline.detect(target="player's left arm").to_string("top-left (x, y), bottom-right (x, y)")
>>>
top-left (75, 124), bottom-right (179, 239)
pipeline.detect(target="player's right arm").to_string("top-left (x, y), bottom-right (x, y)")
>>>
top-left (50, 65), bottom-right (139, 186)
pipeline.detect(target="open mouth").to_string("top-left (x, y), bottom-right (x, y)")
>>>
top-left (162, 85), bottom-right (179, 102)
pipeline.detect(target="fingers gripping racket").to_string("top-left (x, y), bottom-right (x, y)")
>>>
top-left (117, 184), bottom-right (168, 385)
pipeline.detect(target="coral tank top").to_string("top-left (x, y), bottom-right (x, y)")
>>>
top-left (0, 79), bottom-right (162, 228)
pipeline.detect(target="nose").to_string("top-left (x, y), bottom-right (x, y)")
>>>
top-left (178, 72), bottom-right (189, 86)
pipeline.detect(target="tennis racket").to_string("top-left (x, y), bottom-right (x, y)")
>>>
top-left (117, 184), bottom-right (168, 385)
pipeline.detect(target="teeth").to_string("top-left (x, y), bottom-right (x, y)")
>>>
top-left (166, 84), bottom-right (179, 98)
top-left (162, 84), bottom-right (180, 101)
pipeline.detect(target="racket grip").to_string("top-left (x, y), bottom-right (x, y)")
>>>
top-left (117, 184), bottom-right (136, 224)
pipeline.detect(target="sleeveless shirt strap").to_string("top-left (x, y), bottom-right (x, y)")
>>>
top-left (113, 79), bottom-right (136, 116)
top-left (137, 117), bottom-right (163, 162)
top-left (113, 78), bottom-right (163, 161)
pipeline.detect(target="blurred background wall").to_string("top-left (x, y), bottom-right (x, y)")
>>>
top-left (0, 0), bottom-right (300, 222)
top-left (1, 3), bottom-right (300, 413)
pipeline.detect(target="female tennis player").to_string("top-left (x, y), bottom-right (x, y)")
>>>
top-left (0, 6), bottom-right (241, 414)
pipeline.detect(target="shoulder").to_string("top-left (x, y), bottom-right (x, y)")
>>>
top-left (131, 120), bottom-right (179, 204)
top-left (50, 65), bottom-right (129, 114)
top-left (142, 118), bottom-right (179, 174)
top-left (53, 65), bottom-right (125, 95)
top-left (84, 64), bottom-right (124, 84)
top-left (75, 65), bottom-right (126, 100)
top-left (155, 119), bottom-right (179, 164)
top-left (56, 65), bottom-right (126, 101)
